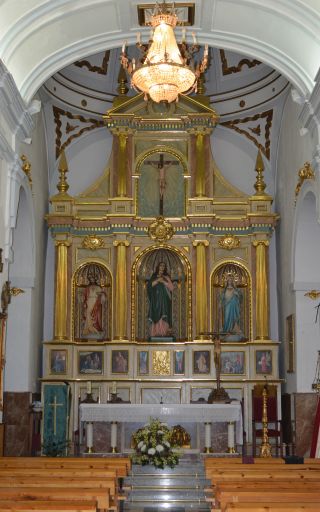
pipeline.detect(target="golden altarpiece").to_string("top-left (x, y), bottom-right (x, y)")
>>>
top-left (42, 88), bottom-right (280, 453)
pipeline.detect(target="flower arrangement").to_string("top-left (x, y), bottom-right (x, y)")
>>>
top-left (131, 418), bottom-right (180, 469)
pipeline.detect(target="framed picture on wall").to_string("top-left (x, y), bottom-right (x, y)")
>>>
top-left (50, 349), bottom-right (67, 374)
top-left (255, 350), bottom-right (272, 375)
top-left (193, 350), bottom-right (210, 374)
top-left (138, 351), bottom-right (149, 375)
top-left (221, 351), bottom-right (245, 375)
top-left (111, 350), bottom-right (129, 374)
top-left (79, 351), bottom-right (103, 374)
top-left (286, 314), bottom-right (295, 373)
top-left (174, 350), bottom-right (185, 375)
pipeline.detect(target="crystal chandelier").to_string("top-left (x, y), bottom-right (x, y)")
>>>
top-left (121, 2), bottom-right (209, 103)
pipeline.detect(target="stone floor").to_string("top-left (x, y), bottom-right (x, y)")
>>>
top-left (123, 454), bottom-right (211, 512)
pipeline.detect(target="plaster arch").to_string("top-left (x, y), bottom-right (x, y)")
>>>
top-left (0, 0), bottom-right (319, 103)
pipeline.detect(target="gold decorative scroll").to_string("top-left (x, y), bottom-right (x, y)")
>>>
top-left (152, 351), bottom-right (170, 375)
top-left (295, 162), bottom-right (315, 203)
top-left (193, 240), bottom-right (209, 337)
top-left (304, 290), bottom-right (320, 300)
top-left (218, 234), bottom-right (240, 251)
top-left (148, 216), bottom-right (174, 244)
top-left (21, 155), bottom-right (32, 189)
top-left (82, 235), bottom-right (105, 250)
top-left (253, 240), bottom-right (269, 340)
top-left (114, 240), bottom-right (130, 340)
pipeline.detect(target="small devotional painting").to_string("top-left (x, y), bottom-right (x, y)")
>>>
top-left (255, 350), bottom-right (272, 375)
top-left (50, 349), bottom-right (67, 374)
top-left (174, 350), bottom-right (185, 375)
top-left (193, 350), bottom-right (210, 375)
top-left (74, 263), bottom-right (111, 342)
top-left (79, 351), bottom-right (103, 375)
top-left (138, 351), bottom-right (149, 375)
top-left (221, 351), bottom-right (245, 375)
top-left (111, 350), bottom-right (129, 374)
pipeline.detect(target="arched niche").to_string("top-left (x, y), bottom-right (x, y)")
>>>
top-left (136, 148), bottom-right (186, 218)
top-left (293, 190), bottom-right (320, 284)
top-left (132, 247), bottom-right (191, 342)
top-left (211, 261), bottom-right (251, 342)
top-left (72, 262), bottom-right (112, 342)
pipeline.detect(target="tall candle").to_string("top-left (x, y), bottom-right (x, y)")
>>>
top-left (86, 381), bottom-right (92, 394)
top-left (112, 381), bottom-right (117, 394)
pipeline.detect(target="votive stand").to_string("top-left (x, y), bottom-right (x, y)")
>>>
top-left (227, 421), bottom-right (236, 453)
top-left (204, 422), bottom-right (213, 453)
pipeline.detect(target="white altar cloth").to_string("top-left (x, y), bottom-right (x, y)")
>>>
top-left (80, 402), bottom-right (243, 444)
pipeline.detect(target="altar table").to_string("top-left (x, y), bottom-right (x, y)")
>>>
top-left (79, 402), bottom-right (243, 453)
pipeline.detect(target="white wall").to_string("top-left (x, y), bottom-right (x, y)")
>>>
top-left (4, 109), bottom-right (48, 392)
top-left (276, 92), bottom-right (316, 393)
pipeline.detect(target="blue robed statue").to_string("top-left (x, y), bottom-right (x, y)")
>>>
top-left (220, 275), bottom-right (245, 341)
top-left (147, 261), bottom-right (174, 338)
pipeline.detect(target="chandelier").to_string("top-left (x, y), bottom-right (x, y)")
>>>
top-left (121, 2), bottom-right (209, 103)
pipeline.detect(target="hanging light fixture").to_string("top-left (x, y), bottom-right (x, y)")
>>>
top-left (121, 2), bottom-right (209, 103)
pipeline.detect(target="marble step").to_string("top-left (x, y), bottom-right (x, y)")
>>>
top-left (126, 476), bottom-right (209, 487)
top-left (123, 498), bottom-right (210, 512)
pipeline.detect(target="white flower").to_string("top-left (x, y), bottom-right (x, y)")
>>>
top-left (156, 444), bottom-right (164, 453)
top-left (157, 430), bottom-right (164, 435)
top-left (137, 441), bottom-right (144, 448)
top-left (148, 447), bottom-right (156, 455)
top-left (164, 441), bottom-right (171, 448)
top-left (141, 444), bottom-right (146, 452)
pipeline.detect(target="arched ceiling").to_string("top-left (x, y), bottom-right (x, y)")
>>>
top-left (0, 0), bottom-right (319, 104)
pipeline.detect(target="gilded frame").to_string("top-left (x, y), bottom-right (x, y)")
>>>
top-left (193, 350), bottom-right (211, 375)
top-left (131, 244), bottom-right (192, 341)
top-left (286, 314), bottom-right (295, 373)
top-left (78, 350), bottom-right (103, 375)
top-left (174, 350), bottom-right (185, 375)
top-left (210, 259), bottom-right (253, 342)
top-left (49, 349), bottom-right (67, 375)
top-left (255, 349), bottom-right (272, 375)
top-left (137, 350), bottom-right (149, 375)
top-left (111, 350), bottom-right (129, 374)
top-left (220, 351), bottom-right (245, 375)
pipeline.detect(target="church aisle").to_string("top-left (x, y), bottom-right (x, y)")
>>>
top-left (123, 454), bottom-right (211, 512)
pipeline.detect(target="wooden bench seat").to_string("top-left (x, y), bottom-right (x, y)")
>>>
top-left (0, 468), bottom-right (118, 479)
top-left (207, 470), bottom-right (320, 482)
top-left (0, 477), bottom-right (117, 497)
top-left (224, 503), bottom-right (320, 512)
top-left (216, 489), bottom-right (320, 512)
top-left (0, 500), bottom-right (97, 512)
top-left (0, 488), bottom-right (109, 511)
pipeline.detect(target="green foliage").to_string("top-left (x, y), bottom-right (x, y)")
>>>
top-left (41, 436), bottom-right (70, 457)
top-left (131, 418), bottom-right (180, 469)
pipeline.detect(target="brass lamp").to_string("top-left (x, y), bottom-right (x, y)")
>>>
top-left (121, 1), bottom-right (208, 103)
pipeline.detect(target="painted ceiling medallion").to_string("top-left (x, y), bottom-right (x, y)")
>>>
top-left (82, 235), bottom-right (105, 250)
top-left (218, 233), bottom-right (240, 250)
top-left (148, 216), bottom-right (174, 243)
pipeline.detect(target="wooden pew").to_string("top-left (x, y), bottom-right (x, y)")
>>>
top-left (0, 457), bottom-right (130, 477)
top-left (0, 488), bottom-right (109, 511)
top-left (0, 500), bottom-right (97, 512)
top-left (224, 503), bottom-right (320, 512)
top-left (216, 488), bottom-right (320, 512)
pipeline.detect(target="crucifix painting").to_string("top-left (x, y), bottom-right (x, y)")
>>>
top-left (137, 151), bottom-right (185, 218)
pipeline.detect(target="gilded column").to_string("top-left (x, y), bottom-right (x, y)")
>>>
top-left (114, 240), bottom-right (130, 339)
top-left (195, 132), bottom-right (206, 197)
top-left (193, 240), bottom-right (209, 338)
top-left (117, 133), bottom-right (128, 197)
top-left (253, 240), bottom-right (269, 340)
top-left (54, 240), bottom-right (70, 340)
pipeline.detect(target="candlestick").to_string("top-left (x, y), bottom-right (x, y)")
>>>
top-left (182, 28), bottom-right (186, 42)
top-left (122, 41), bottom-right (126, 53)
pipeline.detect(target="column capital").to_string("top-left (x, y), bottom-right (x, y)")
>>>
top-left (113, 240), bottom-right (130, 248)
top-left (252, 240), bottom-right (269, 248)
top-left (193, 240), bottom-right (209, 248)
top-left (54, 240), bottom-right (71, 248)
